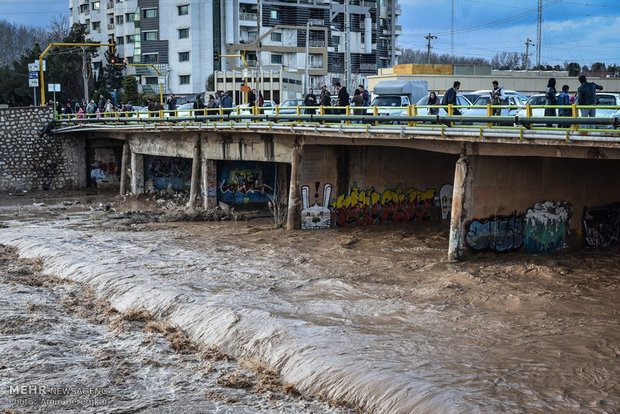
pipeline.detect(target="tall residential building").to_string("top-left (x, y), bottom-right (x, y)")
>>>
top-left (69, 0), bottom-right (401, 97)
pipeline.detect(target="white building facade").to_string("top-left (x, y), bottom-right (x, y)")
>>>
top-left (69, 0), bottom-right (401, 98)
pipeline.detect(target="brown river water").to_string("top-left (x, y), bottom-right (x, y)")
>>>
top-left (0, 191), bottom-right (619, 413)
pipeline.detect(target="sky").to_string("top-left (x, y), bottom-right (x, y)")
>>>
top-left (1, 0), bottom-right (619, 66)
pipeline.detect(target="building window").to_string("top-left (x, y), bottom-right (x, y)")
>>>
top-left (116, 15), bottom-right (124, 24)
top-left (271, 32), bottom-right (281, 42)
top-left (92, 21), bottom-right (100, 31)
top-left (116, 36), bottom-right (124, 45)
top-left (271, 54), bottom-right (282, 64)
top-left (143, 54), bottom-right (158, 64)
top-left (145, 76), bottom-right (158, 85)
top-left (144, 8), bottom-right (157, 19)
top-left (143, 31), bottom-right (158, 41)
top-left (178, 5), bottom-right (189, 15)
top-left (79, 4), bottom-right (89, 13)
top-left (125, 34), bottom-right (135, 43)
top-left (270, 10), bottom-right (279, 19)
top-left (178, 28), bottom-right (189, 39)
top-left (178, 51), bottom-right (190, 62)
top-left (126, 56), bottom-right (134, 63)
top-left (126, 13), bottom-right (135, 22)
top-left (179, 75), bottom-right (190, 85)
top-left (92, 1), bottom-right (100, 11)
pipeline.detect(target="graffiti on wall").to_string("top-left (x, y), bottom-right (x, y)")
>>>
top-left (523, 201), bottom-right (572, 253)
top-left (466, 213), bottom-right (524, 252)
top-left (90, 160), bottom-right (120, 184)
top-left (301, 183), bottom-right (332, 229)
top-left (583, 202), bottom-right (620, 248)
top-left (145, 156), bottom-right (192, 192)
top-left (439, 184), bottom-right (453, 220)
top-left (329, 183), bottom-right (437, 227)
top-left (218, 161), bottom-right (275, 204)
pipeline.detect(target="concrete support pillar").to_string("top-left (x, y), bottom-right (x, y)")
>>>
top-left (286, 143), bottom-right (303, 230)
top-left (119, 141), bottom-right (131, 196)
top-left (202, 159), bottom-right (218, 209)
top-left (130, 152), bottom-right (144, 195)
top-left (188, 138), bottom-right (201, 211)
top-left (448, 154), bottom-right (472, 261)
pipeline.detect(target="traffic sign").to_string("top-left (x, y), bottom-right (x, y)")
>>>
top-left (28, 61), bottom-right (46, 72)
top-left (29, 79), bottom-right (39, 87)
top-left (158, 76), bottom-right (165, 85)
top-left (48, 83), bottom-right (61, 92)
top-left (29, 72), bottom-right (39, 79)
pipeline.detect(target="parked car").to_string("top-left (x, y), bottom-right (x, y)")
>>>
top-left (462, 95), bottom-right (526, 117)
top-left (265, 99), bottom-right (305, 115)
top-left (461, 93), bottom-right (483, 105)
top-left (414, 94), bottom-right (473, 116)
top-left (473, 89), bottom-right (528, 101)
top-left (238, 100), bottom-right (277, 115)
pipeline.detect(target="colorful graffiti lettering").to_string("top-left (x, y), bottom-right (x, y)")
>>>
top-left (218, 161), bottom-right (275, 204)
top-left (301, 183), bottom-right (332, 229)
top-left (583, 202), bottom-right (620, 248)
top-left (329, 184), bottom-right (437, 227)
top-left (465, 214), bottom-right (524, 252)
top-left (523, 201), bottom-right (572, 253)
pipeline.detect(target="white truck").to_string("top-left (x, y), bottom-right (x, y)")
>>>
top-left (368, 80), bottom-right (429, 117)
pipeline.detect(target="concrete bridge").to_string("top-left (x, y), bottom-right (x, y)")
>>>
top-left (2, 106), bottom-right (620, 259)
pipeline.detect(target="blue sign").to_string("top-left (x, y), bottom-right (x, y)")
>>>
top-left (29, 72), bottom-right (39, 79)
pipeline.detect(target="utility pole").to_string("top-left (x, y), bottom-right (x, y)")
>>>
top-left (256, 0), bottom-right (262, 99)
top-left (344, 0), bottom-right (351, 92)
top-left (304, 21), bottom-right (310, 94)
top-left (81, 46), bottom-right (89, 105)
top-left (451, 0), bottom-right (455, 56)
top-left (425, 33), bottom-right (437, 65)
top-left (524, 38), bottom-right (534, 71)
top-left (536, 0), bottom-right (542, 67)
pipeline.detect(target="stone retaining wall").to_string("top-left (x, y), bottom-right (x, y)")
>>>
top-left (0, 107), bottom-right (85, 191)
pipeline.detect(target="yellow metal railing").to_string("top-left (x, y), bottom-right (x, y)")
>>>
top-left (54, 103), bottom-right (620, 132)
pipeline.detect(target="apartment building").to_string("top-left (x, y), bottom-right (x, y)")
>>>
top-left (69, 0), bottom-right (401, 98)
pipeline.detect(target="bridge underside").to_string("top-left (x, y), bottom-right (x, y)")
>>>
top-left (61, 125), bottom-right (620, 258)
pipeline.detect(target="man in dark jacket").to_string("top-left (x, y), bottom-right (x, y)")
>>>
top-left (577, 75), bottom-right (603, 119)
top-left (166, 94), bottom-right (177, 111)
top-left (319, 84), bottom-right (332, 115)
top-left (441, 81), bottom-right (461, 115)
top-left (335, 82), bottom-right (349, 115)
top-left (304, 88), bottom-right (318, 115)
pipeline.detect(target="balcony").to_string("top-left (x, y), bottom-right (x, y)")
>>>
top-left (107, 23), bottom-right (114, 30)
top-left (239, 12), bottom-right (257, 22)
top-left (309, 40), bottom-right (325, 48)
top-left (107, 2), bottom-right (113, 9)
top-left (360, 63), bottom-right (376, 72)
top-left (308, 18), bottom-right (324, 26)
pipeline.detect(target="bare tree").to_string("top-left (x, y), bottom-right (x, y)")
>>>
top-left (47, 15), bottom-right (70, 43)
top-left (491, 52), bottom-right (521, 70)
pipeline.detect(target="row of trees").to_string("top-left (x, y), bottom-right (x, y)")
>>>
top-left (399, 48), bottom-right (620, 77)
top-left (0, 19), bottom-right (143, 107)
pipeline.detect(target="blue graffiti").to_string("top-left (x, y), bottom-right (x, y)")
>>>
top-left (466, 214), bottom-right (523, 252)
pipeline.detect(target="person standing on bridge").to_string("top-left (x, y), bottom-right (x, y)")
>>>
top-left (304, 88), bottom-right (318, 115)
top-left (166, 94), bottom-right (177, 112)
top-left (220, 91), bottom-right (233, 115)
top-left (577, 75), bottom-right (603, 126)
top-left (544, 78), bottom-right (557, 127)
top-left (320, 84), bottom-right (332, 116)
top-left (335, 82), bottom-right (349, 116)
top-left (490, 80), bottom-right (506, 116)
top-left (441, 81), bottom-right (461, 116)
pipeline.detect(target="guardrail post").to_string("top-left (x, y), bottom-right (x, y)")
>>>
top-left (572, 103), bottom-right (579, 131)
top-left (373, 105), bottom-right (378, 125)
top-left (486, 104), bottom-right (492, 128)
top-left (346, 105), bottom-right (350, 125)
top-left (526, 103), bottom-right (532, 129)
top-left (408, 104), bottom-right (414, 127)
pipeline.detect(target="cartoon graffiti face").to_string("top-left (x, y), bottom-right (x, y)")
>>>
top-left (301, 184), bottom-right (332, 229)
top-left (439, 184), bottom-right (453, 220)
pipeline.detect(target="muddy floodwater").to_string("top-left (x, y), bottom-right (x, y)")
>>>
top-left (0, 191), bottom-right (619, 413)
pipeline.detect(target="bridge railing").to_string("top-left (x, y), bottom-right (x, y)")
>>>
top-left (55, 103), bottom-right (620, 132)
